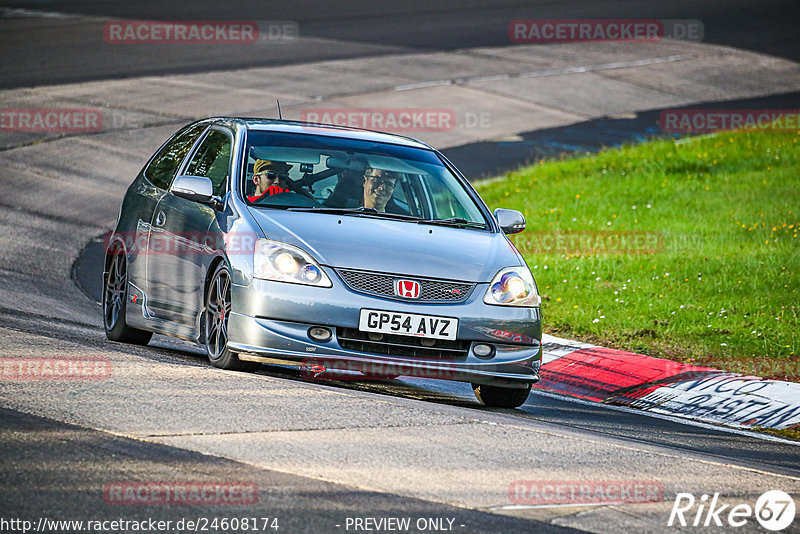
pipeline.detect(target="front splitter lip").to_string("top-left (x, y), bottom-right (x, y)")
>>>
top-left (226, 311), bottom-right (540, 388)
top-left (228, 341), bottom-right (540, 388)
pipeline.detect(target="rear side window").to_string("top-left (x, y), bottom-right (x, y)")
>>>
top-left (144, 123), bottom-right (207, 190)
top-left (184, 129), bottom-right (232, 197)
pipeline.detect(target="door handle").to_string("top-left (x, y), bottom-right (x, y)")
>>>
top-left (155, 211), bottom-right (166, 227)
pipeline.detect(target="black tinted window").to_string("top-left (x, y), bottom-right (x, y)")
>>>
top-left (185, 130), bottom-right (232, 197)
top-left (144, 123), bottom-right (207, 190)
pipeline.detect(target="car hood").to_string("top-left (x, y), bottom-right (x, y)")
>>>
top-left (247, 208), bottom-right (521, 282)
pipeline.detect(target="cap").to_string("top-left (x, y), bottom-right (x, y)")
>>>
top-left (254, 159), bottom-right (292, 175)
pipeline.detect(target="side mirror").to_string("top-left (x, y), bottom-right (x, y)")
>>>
top-left (494, 208), bottom-right (526, 234)
top-left (172, 175), bottom-right (222, 209)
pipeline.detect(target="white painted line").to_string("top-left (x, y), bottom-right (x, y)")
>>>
top-left (394, 80), bottom-right (453, 91)
top-left (0, 7), bottom-right (76, 18)
top-left (517, 54), bottom-right (695, 79)
top-left (467, 74), bottom-right (511, 83)
top-left (529, 389), bottom-right (800, 446)
top-left (518, 67), bottom-right (578, 78)
top-left (392, 55), bottom-right (695, 93)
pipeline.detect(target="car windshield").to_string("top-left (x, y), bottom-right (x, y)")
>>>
top-left (241, 130), bottom-right (488, 227)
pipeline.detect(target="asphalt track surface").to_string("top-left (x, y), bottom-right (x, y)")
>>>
top-left (2, 2), bottom-right (800, 533)
top-left (1, 407), bottom-right (573, 534)
top-left (2, 304), bottom-right (800, 532)
top-left (1, 0), bottom-right (799, 88)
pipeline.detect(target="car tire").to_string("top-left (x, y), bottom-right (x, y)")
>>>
top-left (204, 263), bottom-right (259, 372)
top-left (472, 383), bottom-right (532, 408)
top-left (103, 248), bottom-right (153, 345)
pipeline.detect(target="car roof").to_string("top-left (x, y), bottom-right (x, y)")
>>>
top-left (219, 117), bottom-right (434, 150)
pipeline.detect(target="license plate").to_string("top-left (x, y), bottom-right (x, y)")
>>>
top-left (358, 309), bottom-right (458, 340)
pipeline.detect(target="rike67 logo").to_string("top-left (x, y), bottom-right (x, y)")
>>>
top-left (668, 490), bottom-right (796, 531)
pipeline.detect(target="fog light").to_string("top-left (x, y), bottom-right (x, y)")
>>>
top-left (308, 327), bottom-right (332, 342)
top-left (473, 344), bottom-right (495, 359)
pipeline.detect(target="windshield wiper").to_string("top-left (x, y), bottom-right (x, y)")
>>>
top-left (287, 206), bottom-right (420, 220)
top-left (417, 217), bottom-right (487, 229)
top-left (286, 206), bottom-right (367, 214)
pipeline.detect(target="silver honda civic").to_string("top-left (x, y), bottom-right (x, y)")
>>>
top-left (103, 118), bottom-right (542, 407)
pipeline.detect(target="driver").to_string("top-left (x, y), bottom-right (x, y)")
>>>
top-left (248, 159), bottom-right (292, 203)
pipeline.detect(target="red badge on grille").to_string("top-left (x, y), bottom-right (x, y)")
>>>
top-left (394, 279), bottom-right (421, 298)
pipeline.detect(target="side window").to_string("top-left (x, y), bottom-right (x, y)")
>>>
top-left (184, 130), bottom-right (232, 197)
top-left (144, 123), bottom-right (207, 190)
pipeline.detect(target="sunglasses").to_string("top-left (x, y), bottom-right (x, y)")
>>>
top-left (255, 170), bottom-right (278, 180)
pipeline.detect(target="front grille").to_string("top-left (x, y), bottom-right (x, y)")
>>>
top-left (336, 269), bottom-right (474, 302)
top-left (337, 328), bottom-right (470, 361)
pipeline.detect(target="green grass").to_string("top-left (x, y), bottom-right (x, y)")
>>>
top-left (756, 426), bottom-right (800, 441)
top-left (475, 129), bottom-right (800, 379)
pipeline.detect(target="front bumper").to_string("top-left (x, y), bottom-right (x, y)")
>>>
top-left (226, 269), bottom-right (542, 388)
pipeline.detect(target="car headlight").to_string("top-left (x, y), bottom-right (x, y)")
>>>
top-left (254, 239), bottom-right (332, 287)
top-left (483, 266), bottom-right (541, 307)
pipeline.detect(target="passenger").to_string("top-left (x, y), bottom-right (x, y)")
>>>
top-left (248, 159), bottom-right (292, 202)
top-left (362, 167), bottom-right (398, 212)
top-left (324, 165), bottom-right (408, 214)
